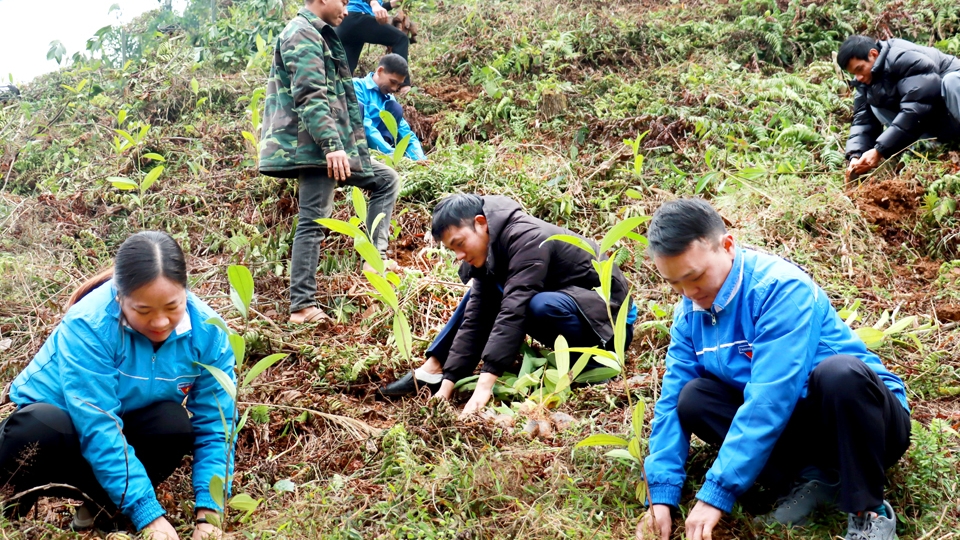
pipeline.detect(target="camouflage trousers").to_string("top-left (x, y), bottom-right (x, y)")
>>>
top-left (290, 160), bottom-right (400, 313)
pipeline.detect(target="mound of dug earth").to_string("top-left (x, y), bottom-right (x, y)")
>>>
top-left (852, 179), bottom-right (924, 227)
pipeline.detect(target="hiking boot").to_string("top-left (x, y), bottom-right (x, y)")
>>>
top-left (377, 371), bottom-right (441, 398)
top-left (845, 500), bottom-right (898, 540)
top-left (756, 471), bottom-right (840, 526)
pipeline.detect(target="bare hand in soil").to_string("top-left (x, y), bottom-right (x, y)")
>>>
top-left (193, 523), bottom-right (223, 540)
top-left (143, 517), bottom-right (180, 540)
top-left (848, 148), bottom-right (882, 176)
top-left (637, 505), bottom-right (672, 540)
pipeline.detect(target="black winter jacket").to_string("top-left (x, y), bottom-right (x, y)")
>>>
top-left (442, 196), bottom-right (632, 381)
top-left (846, 38), bottom-right (960, 160)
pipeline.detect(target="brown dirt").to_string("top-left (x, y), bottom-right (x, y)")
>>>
top-left (936, 303), bottom-right (960, 322)
top-left (851, 178), bottom-right (924, 228)
top-left (403, 104), bottom-right (438, 147)
top-left (421, 81), bottom-right (479, 106)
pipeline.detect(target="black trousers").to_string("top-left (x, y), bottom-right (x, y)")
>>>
top-left (676, 355), bottom-right (911, 513)
top-left (335, 12), bottom-right (411, 86)
top-left (0, 401), bottom-right (193, 515)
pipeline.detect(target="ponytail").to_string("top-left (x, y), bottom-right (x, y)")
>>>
top-left (65, 267), bottom-right (115, 311)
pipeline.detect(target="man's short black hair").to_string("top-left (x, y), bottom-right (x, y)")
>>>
top-left (647, 198), bottom-right (727, 257)
top-left (379, 53), bottom-right (409, 78)
top-left (837, 35), bottom-right (880, 70)
top-left (431, 194), bottom-right (484, 241)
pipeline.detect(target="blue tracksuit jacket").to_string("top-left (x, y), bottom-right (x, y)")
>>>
top-left (9, 280), bottom-right (236, 531)
top-left (353, 73), bottom-right (426, 160)
top-left (644, 247), bottom-right (908, 512)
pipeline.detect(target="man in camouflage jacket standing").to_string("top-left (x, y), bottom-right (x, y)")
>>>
top-left (260, 0), bottom-right (401, 324)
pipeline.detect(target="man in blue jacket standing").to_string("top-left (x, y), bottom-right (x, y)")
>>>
top-left (840, 35), bottom-right (960, 177)
top-left (638, 199), bottom-right (910, 540)
top-left (353, 54), bottom-right (427, 161)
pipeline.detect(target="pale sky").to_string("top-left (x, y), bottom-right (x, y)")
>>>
top-left (0, 0), bottom-right (186, 85)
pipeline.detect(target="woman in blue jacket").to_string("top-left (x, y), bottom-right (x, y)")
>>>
top-left (0, 232), bottom-right (236, 540)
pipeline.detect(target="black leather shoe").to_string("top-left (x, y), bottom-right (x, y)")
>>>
top-left (378, 371), bottom-right (441, 398)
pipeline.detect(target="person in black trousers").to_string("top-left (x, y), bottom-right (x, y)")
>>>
top-left (336, 0), bottom-right (412, 90)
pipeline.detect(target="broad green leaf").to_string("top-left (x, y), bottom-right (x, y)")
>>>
top-left (855, 327), bottom-right (886, 349)
top-left (273, 479), bottom-right (296, 493)
top-left (554, 335), bottom-right (570, 377)
top-left (576, 434), bottom-right (629, 447)
top-left (241, 131), bottom-right (256, 144)
top-left (597, 257), bottom-right (614, 303)
top-left (204, 317), bottom-right (231, 334)
top-left (363, 270), bottom-right (398, 309)
top-left (873, 310), bottom-right (890, 330)
top-left (315, 217), bottom-right (364, 239)
top-left (883, 316), bottom-right (917, 336)
top-left (236, 407), bottom-right (250, 432)
top-left (628, 436), bottom-right (642, 460)
top-left (560, 346), bottom-right (618, 360)
top-left (228, 334), bottom-right (246, 366)
top-left (191, 77), bottom-right (200, 94)
top-left (393, 312), bottom-right (413, 361)
top-left (513, 369), bottom-right (544, 392)
top-left (695, 171), bottom-right (720, 194)
top-left (108, 176), bottom-right (138, 191)
top-left (197, 362), bottom-right (237, 401)
top-left (75, 78), bottom-right (88, 92)
top-left (209, 475), bottom-right (225, 509)
top-left (570, 352), bottom-right (591, 381)
top-left (574, 367), bottom-right (620, 383)
top-left (614, 295), bottom-right (631, 368)
top-left (605, 448), bottom-right (640, 462)
top-left (142, 152), bottom-right (165, 162)
top-left (625, 188), bottom-right (643, 200)
top-left (117, 109), bottom-right (127, 125)
top-left (540, 234), bottom-right (597, 258)
top-left (227, 265), bottom-right (254, 319)
top-left (378, 110), bottom-right (399, 140)
top-left (140, 165), bottom-right (164, 192)
top-left (228, 493), bottom-right (260, 513)
top-left (632, 399), bottom-right (646, 441)
top-left (242, 353), bottom-right (288, 387)
top-left (453, 374), bottom-right (479, 390)
top-left (138, 124), bottom-right (150, 141)
top-left (518, 343), bottom-right (539, 378)
top-left (544, 368), bottom-right (560, 385)
top-left (599, 215), bottom-right (651, 254)
top-left (115, 129), bottom-right (136, 145)
top-left (369, 212), bottom-right (386, 243)
top-left (385, 270), bottom-right (401, 286)
top-left (394, 133), bottom-right (412, 163)
top-left (351, 186), bottom-right (367, 223)
top-left (355, 236), bottom-right (384, 274)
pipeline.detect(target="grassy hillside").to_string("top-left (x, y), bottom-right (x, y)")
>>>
top-left (1, 0), bottom-right (959, 538)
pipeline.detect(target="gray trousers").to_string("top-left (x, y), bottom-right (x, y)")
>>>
top-left (290, 160), bottom-right (400, 313)
top-left (871, 71), bottom-right (960, 136)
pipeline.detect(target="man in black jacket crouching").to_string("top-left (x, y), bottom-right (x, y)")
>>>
top-left (839, 35), bottom-right (960, 177)
top-left (379, 194), bottom-right (636, 415)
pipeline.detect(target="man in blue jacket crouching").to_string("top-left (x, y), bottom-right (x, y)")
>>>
top-left (638, 199), bottom-right (910, 540)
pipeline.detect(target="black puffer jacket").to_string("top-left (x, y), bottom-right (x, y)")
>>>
top-left (846, 38), bottom-right (960, 160)
top-left (442, 196), bottom-right (632, 381)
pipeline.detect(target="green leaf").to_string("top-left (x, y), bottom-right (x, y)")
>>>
top-left (139, 165), bottom-right (164, 192)
top-left (273, 479), bottom-right (296, 493)
top-left (614, 295), bottom-right (631, 368)
top-left (576, 434), bottom-right (629, 447)
top-left (242, 131), bottom-right (256, 144)
top-left (599, 216), bottom-right (651, 254)
top-left (385, 271), bottom-right (401, 286)
top-left (209, 475), bottom-right (225, 509)
top-left (574, 367), bottom-right (620, 383)
top-left (883, 316), bottom-right (917, 336)
top-left (632, 399), bottom-right (645, 441)
top-left (625, 188), bottom-right (643, 200)
top-left (142, 152), bottom-right (165, 162)
top-left (351, 186), bottom-right (367, 223)
top-left (554, 334), bottom-right (570, 377)
top-left (197, 362), bottom-right (237, 401)
top-left (204, 317), bottom-right (231, 335)
top-left (355, 236), bottom-right (384, 274)
top-left (379, 109), bottom-right (399, 140)
top-left (540, 234), bottom-right (597, 258)
top-left (191, 77), bottom-right (200, 94)
top-left (628, 436), bottom-right (642, 460)
top-left (597, 257), bottom-right (614, 303)
top-left (855, 327), bottom-right (886, 350)
top-left (394, 133), bottom-right (412, 163)
top-left (236, 407), bottom-right (250, 432)
top-left (205, 513), bottom-right (222, 527)
top-left (363, 270), bottom-right (398, 309)
top-left (453, 374), bottom-right (479, 390)
top-left (393, 312), bottom-right (413, 361)
top-left (570, 352), bottom-right (591, 381)
top-left (242, 353), bottom-right (288, 387)
top-left (605, 448), bottom-right (640, 462)
top-left (115, 129), bottom-right (136, 145)
top-left (117, 109), bottom-right (127, 126)
top-left (228, 334), bottom-right (246, 367)
top-left (369, 213), bottom-right (386, 243)
top-left (228, 493), bottom-right (260, 513)
top-left (518, 343), bottom-right (540, 378)
top-left (108, 176), bottom-right (138, 191)
top-left (560, 346), bottom-right (618, 361)
top-left (227, 265), bottom-right (254, 319)
top-left (316, 217), bottom-right (365, 240)
top-left (695, 171), bottom-right (720, 194)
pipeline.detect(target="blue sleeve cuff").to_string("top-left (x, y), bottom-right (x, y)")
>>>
top-left (196, 491), bottom-right (223, 513)
top-left (696, 480), bottom-right (735, 513)
top-left (648, 483), bottom-right (682, 507)
top-left (129, 496), bottom-right (166, 531)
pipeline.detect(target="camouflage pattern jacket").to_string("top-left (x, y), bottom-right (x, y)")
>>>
top-left (259, 8), bottom-right (373, 178)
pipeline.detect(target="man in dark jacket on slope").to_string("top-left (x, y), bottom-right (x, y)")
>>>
top-left (379, 194), bottom-right (637, 415)
top-left (839, 35), bottom-right (960, 177)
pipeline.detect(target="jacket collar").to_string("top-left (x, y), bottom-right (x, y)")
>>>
top-left (692, 246), bottom-right (744, 314)
top-left (298, 7), bottom-right (334, 34)
top-left (361, 72), bottom-right (379, 91)
top-left (869, 40), bottom-right (891, 81)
